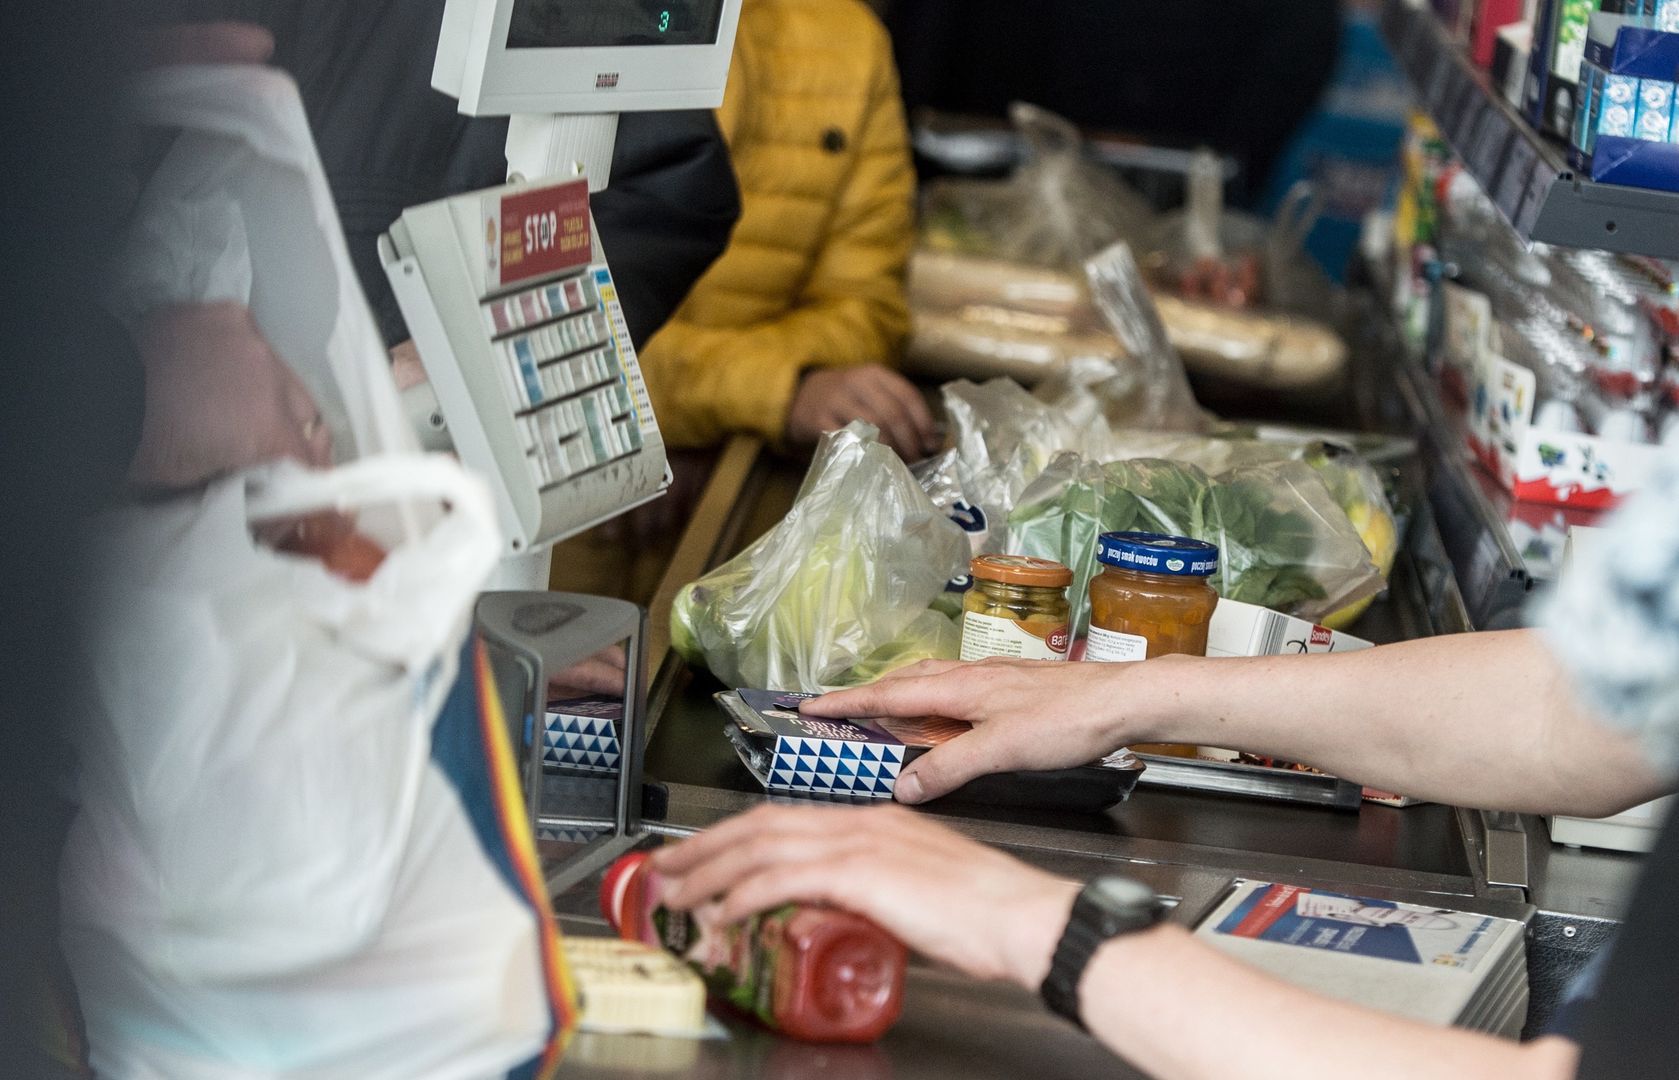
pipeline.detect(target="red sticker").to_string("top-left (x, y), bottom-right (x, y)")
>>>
top-left (496, 181), bottom-right (592, 288)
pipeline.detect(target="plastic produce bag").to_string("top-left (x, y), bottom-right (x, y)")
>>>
top-left (1007, 455), bottom-right (1384, 636)
top-left (63, 64), bottom-right (572, 1079)
top-left (672, 424), bottom-right (968, 692)
top-left (1084, 243), bottom-right (1209, 431)
top-left (920, 102), bottom-right (1154, 267)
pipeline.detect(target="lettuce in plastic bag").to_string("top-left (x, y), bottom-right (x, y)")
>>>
top-left (671, 424), bottom-right (967, 692)
top-left (1007, 454), bottom-right (1383, 635)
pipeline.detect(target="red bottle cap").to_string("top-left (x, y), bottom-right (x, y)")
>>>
top-left (599, 851), bottom-right (653, 941)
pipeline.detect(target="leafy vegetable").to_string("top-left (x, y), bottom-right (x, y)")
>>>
top-left (1008, 454), bottom-right (1381, 634)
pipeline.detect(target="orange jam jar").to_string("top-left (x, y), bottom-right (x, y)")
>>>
top-left (1084, 532), bottom-right (1220, 664)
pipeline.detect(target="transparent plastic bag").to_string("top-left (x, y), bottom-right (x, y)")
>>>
top-left (1083, 243), bottom-right (1210, 432)
top-left (1007, 454), bottom-right (1383, 636)
top-left (920, 102), bottom-right (1153, 267)
top-left (1144, 151), bottom-right (1334, 317)
top-left (671, 423), bottom-right (967, 692)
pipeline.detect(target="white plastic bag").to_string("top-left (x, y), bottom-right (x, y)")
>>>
top-left (62, 64), bottom-right (571, 1079)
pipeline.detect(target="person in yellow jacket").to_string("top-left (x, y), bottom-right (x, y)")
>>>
top-left (637, 0), bottom-right (939, 461)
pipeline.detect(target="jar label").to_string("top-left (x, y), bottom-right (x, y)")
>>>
top-left (1084, 626), bottom-right (1148, 663)
top-left (959, 612), bottom-right (1070, 662)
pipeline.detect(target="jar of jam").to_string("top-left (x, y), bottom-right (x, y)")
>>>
top-left (959, 555), bottom-right (1072, 662)
top-left (1085, 532), bottom-right (1220, 664)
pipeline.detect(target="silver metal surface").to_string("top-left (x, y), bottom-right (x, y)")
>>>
top-left (1481, 811), bottom-right (1532, 893)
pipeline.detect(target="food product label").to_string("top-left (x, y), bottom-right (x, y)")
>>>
top-left (1083, 626), bottom-right (1148, 663)
top-left (959, 612), bottom-right (1069, 662)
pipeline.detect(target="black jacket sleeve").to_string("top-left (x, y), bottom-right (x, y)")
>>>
top-left (594, 110), bottom-right (741, 352)
top-left (181, 0), bottom-right (740, 351)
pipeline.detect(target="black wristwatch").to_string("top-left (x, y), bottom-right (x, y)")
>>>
top-left (1040, 876), bottom-right (1165, 1027)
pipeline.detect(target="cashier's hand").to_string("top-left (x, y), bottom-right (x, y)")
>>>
top-left (785, 365), bottom-right (940, 461)
top-left (652, 803), bottom-right (1078, 988)
top-left (131, 302), bottom-right (334, 490)
top-left (803, 659), bottom-right (1133, 805)
top-left (548, 645), bottom-right (628, 699)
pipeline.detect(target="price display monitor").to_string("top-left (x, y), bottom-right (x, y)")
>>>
top-left (434, 0), bottom-right (744, 115)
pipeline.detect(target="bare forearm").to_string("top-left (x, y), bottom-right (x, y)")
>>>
top-left (1119, 630), bottom-right (1665, 816)
top-left (1076, 924), bottom-right (1576, 1080)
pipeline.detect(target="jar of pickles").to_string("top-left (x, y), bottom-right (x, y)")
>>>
top-left (959, 555), bottom-right (1072, 662)
top-left (1085, 532), bottom-right (1220, 664)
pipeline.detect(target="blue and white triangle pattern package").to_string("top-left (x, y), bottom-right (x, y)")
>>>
top-left (767, 732), bottom-right (905, 797)
top-left (719, 689), bottom-right (945, 800)
top-left (543, 696), bottom-right (623, 774)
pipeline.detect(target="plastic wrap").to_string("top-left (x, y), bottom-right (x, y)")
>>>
top-left (919, 102), bottom-right (1154, 267)
top-left (1143, 151), bottom-right (1334, 318)
top-left (670, 423), bottom-right (967, 692)
top-left (1083, 243), bottom-right (1210, 431)
top-left (1007, 455), bottom-right (1384, 635)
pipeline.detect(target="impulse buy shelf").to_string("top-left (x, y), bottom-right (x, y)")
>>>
top-left (1382, 0), bottom-right (1679, 258)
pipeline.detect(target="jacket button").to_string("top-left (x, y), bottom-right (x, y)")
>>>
top-left (821, 127), bottom-right (847, 154)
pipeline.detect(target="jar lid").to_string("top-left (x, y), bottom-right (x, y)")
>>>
top-left (1094, 532), bottom-right (1220, 577)
top-left (970, 554), bottom-right (1074, 589)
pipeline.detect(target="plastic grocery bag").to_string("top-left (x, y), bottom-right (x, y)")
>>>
top-left (672, 424), bottom-right (968, 692)
top-left (1007, 454), bottom-right (1384, 636)
top-left (61, 64), bottom-right (573, 1079)
top-left (920, 102), bottom-right (1154, 268)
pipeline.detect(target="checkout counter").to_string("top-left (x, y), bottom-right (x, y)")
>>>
top-left (530, 310), bottom-right (1651, 1073)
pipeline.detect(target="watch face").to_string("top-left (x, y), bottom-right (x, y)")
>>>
top-left (1089, 876), bottom-right (1156, 912)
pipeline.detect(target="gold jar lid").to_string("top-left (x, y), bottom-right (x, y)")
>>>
top-left (970, 554), bottom-right (1073, 589)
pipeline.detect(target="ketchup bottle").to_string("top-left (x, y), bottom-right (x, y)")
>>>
top-left (599, 852), bottom-right (906, 1043)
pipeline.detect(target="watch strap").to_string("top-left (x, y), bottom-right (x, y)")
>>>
top-left (1040, 878), bottom-right (1162, 1028)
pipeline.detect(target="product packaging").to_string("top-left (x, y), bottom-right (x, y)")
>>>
top-left (1525, 0), bottom-right (1597, 138)
top-left (1467, 348), bottom-right (1667, 507)
top-left (1569, 13), bottom-right (1679, 191)
top-left (1204, 598), bottom-right (1374, 658)
top-left (716, 689), bottom-right (1145, 808)
top-left (1197, 881), bottom-right (1530, 1036)
top-left (1471, 0), bottom-right (1528, 68)
top-left (601, 852), bottom-right (907, 1043)
top-left (542, 696), bottom-right (623, 774)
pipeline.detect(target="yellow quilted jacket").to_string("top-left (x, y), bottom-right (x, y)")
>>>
top-left (637, 0), bottom-right (915, 448)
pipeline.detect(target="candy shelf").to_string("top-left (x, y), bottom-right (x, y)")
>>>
top-left (1382, 0), bottom-right (1679, 258)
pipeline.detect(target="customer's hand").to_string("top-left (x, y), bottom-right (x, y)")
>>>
top-left (802, 658), bottom-right (1151, 805)
top-left (785, 365), bottom-right (940, 461)
top-left (142, 21), bottom-right (275, 67)
top-left (651, 803), bottom-right (1078, 987)
top-left (389, 339), bottom-right (429, 391)
top-left (131, 301), bottom-right (333, 489)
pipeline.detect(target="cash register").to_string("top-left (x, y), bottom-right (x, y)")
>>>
top-left (381, 0), bottom-right (744, 887)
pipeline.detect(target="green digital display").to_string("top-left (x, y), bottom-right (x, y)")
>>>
top-left (507, 0), bottom-right (725, 49)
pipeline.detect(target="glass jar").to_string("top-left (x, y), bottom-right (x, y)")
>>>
top-left (959, 555), bottom-right (1073, 662)
top-left (1085, 532), bottom-right (1220, 664)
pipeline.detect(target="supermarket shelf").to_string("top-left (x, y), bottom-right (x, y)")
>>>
top-left (1381, 0), bottom-right (1679, 258)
